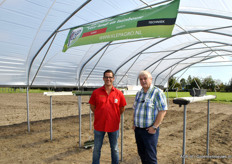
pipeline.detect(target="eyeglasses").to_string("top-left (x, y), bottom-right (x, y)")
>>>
top-left (104, 76), bottom-right (114, 79)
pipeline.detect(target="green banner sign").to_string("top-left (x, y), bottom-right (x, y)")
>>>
top-left (63, 0), bottom-right (180, 52)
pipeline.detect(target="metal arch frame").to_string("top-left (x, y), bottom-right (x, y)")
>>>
top-left (178, 10), bottom-right (232, 20)
top-left (114, 27), bottom-right (232, 86)
top-left (161, 59), bottom-right (232, 89)
top-left (29, 33), bottom-right (58, 88)
top-left (151, 9), bottom-right (232, 84)
top-left (26, 0), bottom-right (175, 89)
top-left (145, 41), bottom-right (231, 72)
top-left (114, 37), bottom-right (172, 85)
top-left (148, 42), bottom-right (216, 76)
top-left (73, 0), bottom-right (175, 88)
top-left (27, 0), bottom-right (92, 87)
top-left (25, 0), bottom-right (92, 133)
top-left (145, 31), bottom-right (232, 75)
top-left (144, 41), bottom-right (223, 85)
top-left (150, 52), bottom-right (232, 60)
top-left (168, 51), bottom-right (232, 76)
top-left (158, 52), bottom-right (232, 83)
top-left (80, 42), bottom-right (112, 88)
top-left (27, 5), bottom-right (232, 88)
top-left (77, 42), bottom-right (111, 88)
top-left (146, 41), bottom-right (231, 82)
top-left (154, 49), bottom-right (232, 85)
top-left (159, 50), bottom-right (232, 86)
top-left (25, 5), bottom-right (232, 89)
top-left (113, 9), bottom-right (232, 86)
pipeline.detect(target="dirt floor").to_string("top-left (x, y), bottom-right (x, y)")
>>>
top-left (0, 93), bottom-right (232, 164)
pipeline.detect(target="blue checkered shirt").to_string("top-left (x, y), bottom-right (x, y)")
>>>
top-left (133, 85), bottom-right (168, 128)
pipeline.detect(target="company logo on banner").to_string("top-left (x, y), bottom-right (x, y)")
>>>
top-left (62, 0), bottom-right (180, 52)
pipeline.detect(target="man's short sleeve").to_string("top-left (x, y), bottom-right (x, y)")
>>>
top-left (89, 91), bottom-right (96, 106)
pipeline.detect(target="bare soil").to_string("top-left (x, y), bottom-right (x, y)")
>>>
top-left (0, 93), bottom-right (232, 164)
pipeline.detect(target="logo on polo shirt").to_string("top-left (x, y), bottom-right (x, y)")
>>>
top-left (114, 99), bottom-right (118, 103)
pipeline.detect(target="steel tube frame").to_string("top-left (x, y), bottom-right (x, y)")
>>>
top-left (26, 87), bottom-right (30, 132)
top-left (25, 0), bottom-right (92, 134)
top-left (77, 42), bottom-right (110, 88)
top-left (50, 96), bottom-right (53, 141)
top-left (115, 27), bottom-right (232, 86)
top-left (24, 4), bottom-right (232, 137)
top-left (154, 48), bottom-right (229, 85)
top-left (121, 113), bottom-right (124, 161)
top-left (182, 105), bottom-right (187, 164)
top-left (78, 96), bottom-right (82, 147)
top-left (161, 49), bottom-right (232, 86)
top-left (207, 100), bottom-right (210, 155)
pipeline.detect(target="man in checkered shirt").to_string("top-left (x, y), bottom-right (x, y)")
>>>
top-left (132, 70), bottom-right (168, 164)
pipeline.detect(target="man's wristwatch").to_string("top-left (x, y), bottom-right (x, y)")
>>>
top-left (152, 125), bottom-right (157, 130)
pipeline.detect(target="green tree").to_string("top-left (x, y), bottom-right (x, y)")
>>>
top-left (214, 79), bottom-right (225, 92)
top-left (186, 75), bottom-right (192, 90)
top-left (180, 78), bottom-right (187, 90)
top-left (190, 77), bottom-right (202, 89)
top-left (225, 78), bottom-right (232, 92)
top-left (187, 75), bottom-right (192, 85)
top-left (202, 76), bottom-right (215, 91)
top-left (168, 77), bottom-right (181, 90)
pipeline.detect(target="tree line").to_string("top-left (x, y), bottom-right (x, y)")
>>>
top-left (168, 75), bottom-right (232, 92)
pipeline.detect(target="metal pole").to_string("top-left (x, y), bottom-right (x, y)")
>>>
top-left (182, 105), bottom-right (187, 164)
top-left (89, 105), bottom-right (92, 131)
top-left (167, 89), bottom-right (169, 106)
top-left (78, 96), bottom-right (82, 147)
top-left (26, 87), bottom-right (30, 132)
top-left (89, 96), bottom-right (92, 131)
top-left (50, 96), bottom-right (53, 141)
top-left (207, 100), bottom-right (210, 155)
top-left (120, 113), bottom-right (124, 162)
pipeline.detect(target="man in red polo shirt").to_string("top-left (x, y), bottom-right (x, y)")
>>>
top-left (89, 69), bottom-right (127, 164)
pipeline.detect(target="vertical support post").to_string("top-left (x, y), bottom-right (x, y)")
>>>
top-left (26, 87), bottom-right (30, 132)
top-left (89, 96), bottom-right (92, 131)
top-left (78, 96), bottom-right (82, 147)
top-left (206, 100), bottom-right (210, 155)
top-left (50, 96), bottom-right (53, 141)
top-left (182, 105), bottom-right (187, 164)
top-left (120, 113), bottom-right (124, 162)
top-left (166, 89), bottom-right (169, 106)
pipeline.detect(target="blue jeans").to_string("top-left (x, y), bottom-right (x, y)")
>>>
top-left (134, 127), bottom-right (160, 164)
top-left (92, 129), bottom-right (119, 164)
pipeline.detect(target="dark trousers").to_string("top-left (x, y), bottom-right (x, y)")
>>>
top-left (134, 127), bottom-right (160, 164)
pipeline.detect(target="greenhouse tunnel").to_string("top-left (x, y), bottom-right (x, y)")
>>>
top-left (1, 1), bottom-right (232, 163)
top-left (0, 0), bottom-right (231, 90)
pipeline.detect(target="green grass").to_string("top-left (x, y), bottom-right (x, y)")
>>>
top-left (1, 88), bottom-right (231, 103)
top-left (0, 88), bottom-right (48, 93)
top-left (165, 91), bottom-right (232, 103)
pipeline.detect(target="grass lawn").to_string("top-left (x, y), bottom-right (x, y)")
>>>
top-left (165, 91), bottom-right (232, 103)
top-left (1, 88), bottom-right (232, 103)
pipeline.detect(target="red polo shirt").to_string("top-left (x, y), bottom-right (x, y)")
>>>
top-left (89, 86), bottom-right (127, 132)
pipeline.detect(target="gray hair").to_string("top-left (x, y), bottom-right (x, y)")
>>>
top-left (139, 70), bottom-right (152, 79)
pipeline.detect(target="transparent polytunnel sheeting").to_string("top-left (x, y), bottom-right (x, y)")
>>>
top-left (152, 49), bottom-right (232, 86)
top-left (1, 0), bottom-right (232, 88)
